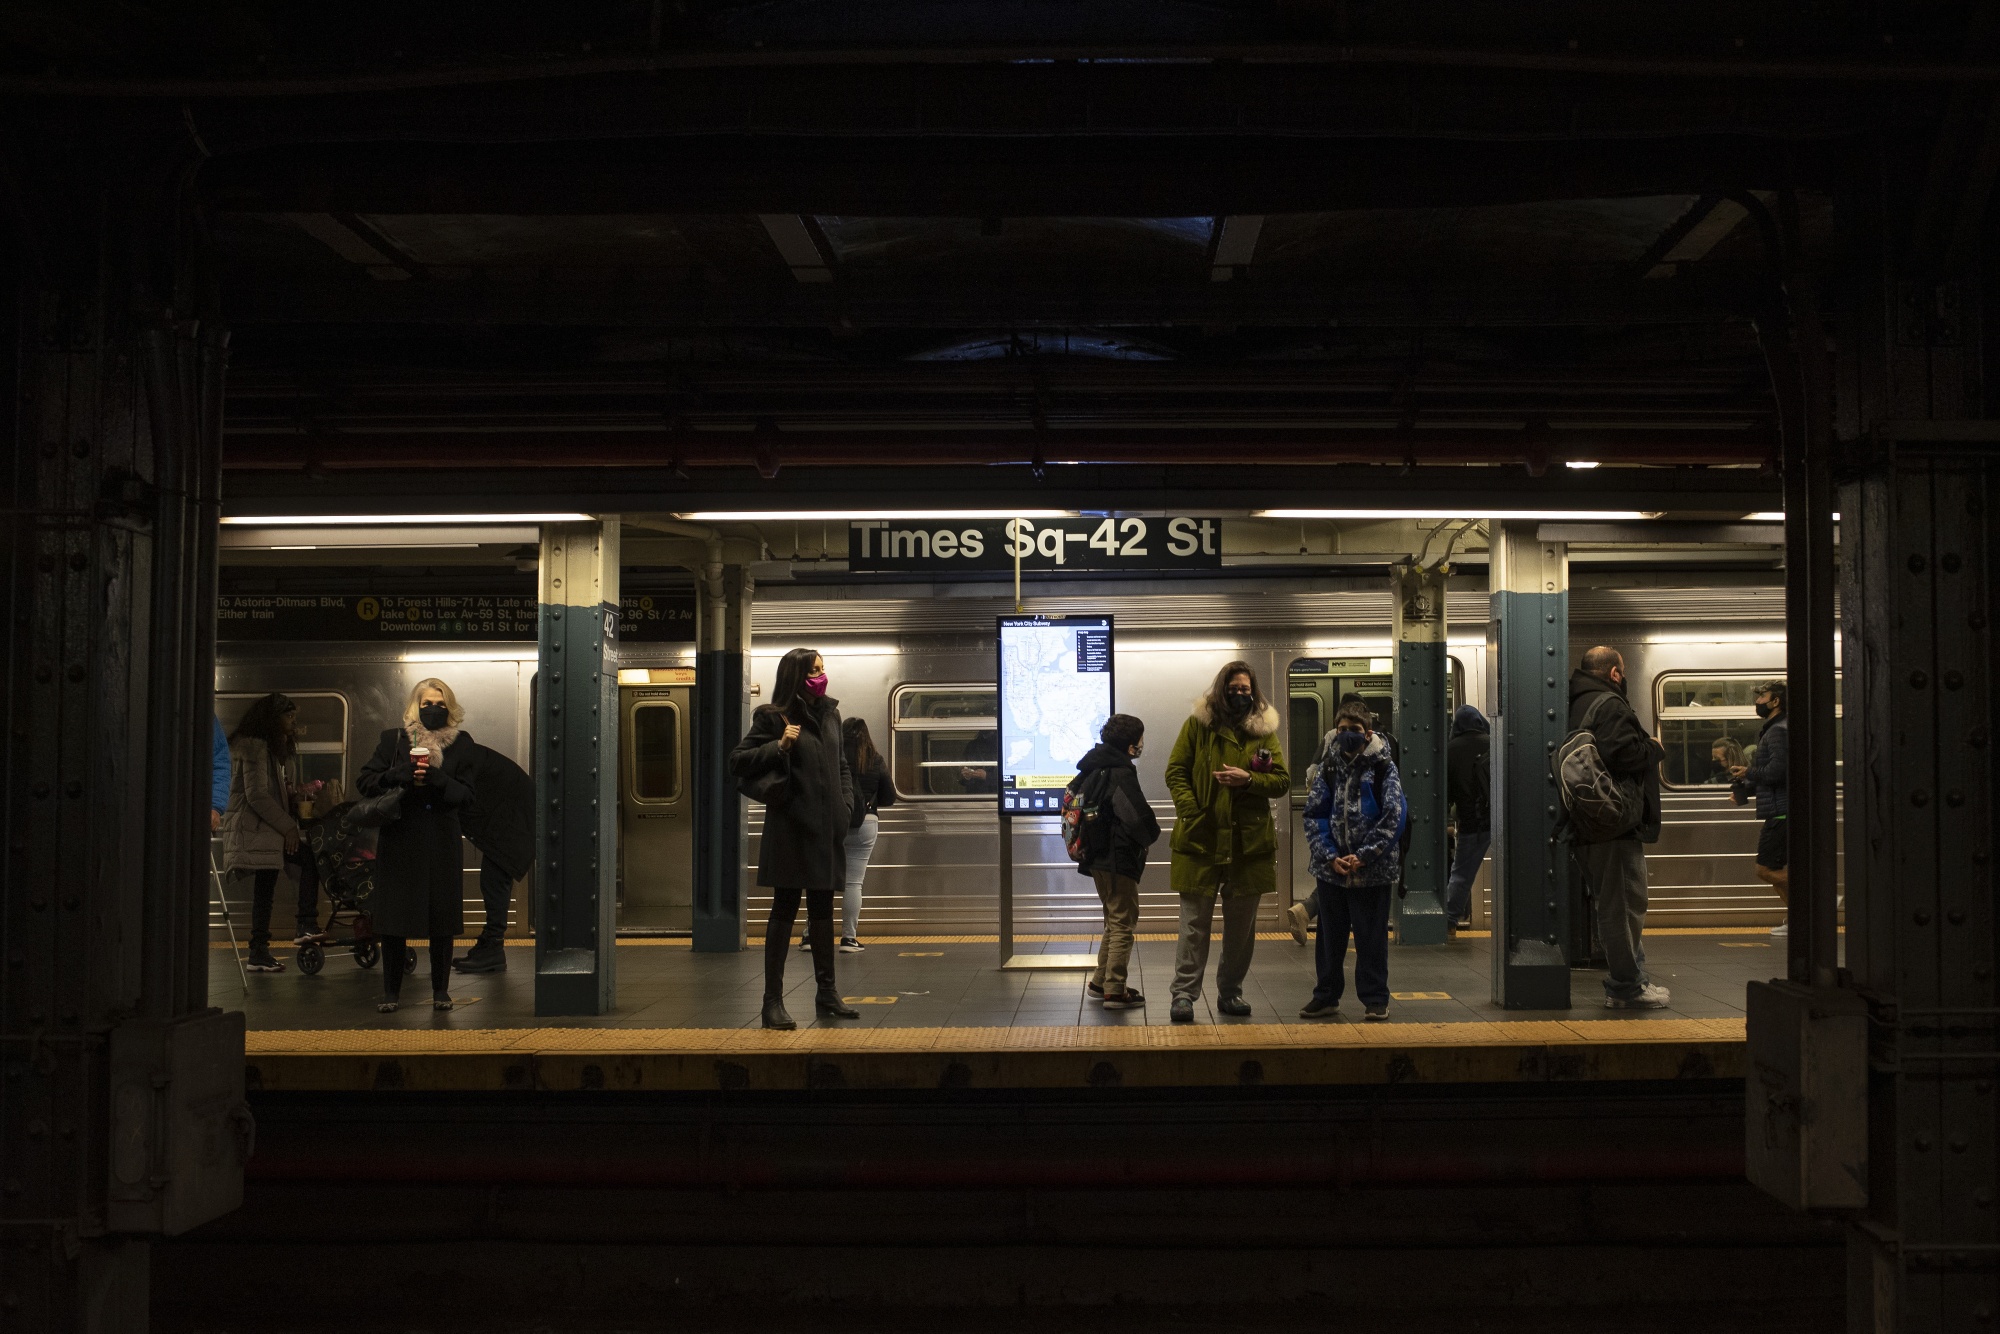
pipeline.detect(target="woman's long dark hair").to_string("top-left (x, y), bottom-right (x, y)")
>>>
top-left (843, 716), bottom-right (877, 776)
top-left (769, 647), bottom-right (822, 718)
top-left (231, 692), bottom-right (297, 763)
top-left (1201, 659), bottom-right (1265, 722)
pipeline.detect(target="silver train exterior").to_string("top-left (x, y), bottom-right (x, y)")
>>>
top-left (213, 578), bottom-right (1821, 940)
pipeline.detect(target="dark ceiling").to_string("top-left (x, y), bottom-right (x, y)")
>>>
top-left (5, 1), bottom-right (1990, 510)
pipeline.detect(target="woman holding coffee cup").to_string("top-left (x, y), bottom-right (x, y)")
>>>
top-left (356, 678), bottom-right (476, 1013)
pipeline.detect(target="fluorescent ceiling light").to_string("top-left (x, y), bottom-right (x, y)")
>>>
top-left (678, 510), bottom-right (1072, 522)
top-left (1260, 509), bottom-right (1654, 520)
top-left (1740, 512), bottom-right (1840, 522)
top-left (1564, 461), bottom-right (1602, 469)
top-left (221, 513), bottom-right (591, 525)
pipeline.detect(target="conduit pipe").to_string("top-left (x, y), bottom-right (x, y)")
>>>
top-left (624, 516), bottom-right (725, 649)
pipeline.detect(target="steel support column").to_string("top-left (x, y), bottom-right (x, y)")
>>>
top-left (1487, 523), bottom-right (1571, 1009)
top-left (1390, 561), bottom-right (1449, 946)
top-left (2, 115), bottom-right (248, 1331)
top-left (534, 520), bottom-right (620, 1015)
top-left (1838, 446), bottom-right (1998, 1330)
top-left (692, 565), bottom-right (751, 952)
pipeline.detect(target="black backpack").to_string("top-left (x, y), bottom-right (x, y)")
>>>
top-left (1061, 769), bottom-right (1115, 864)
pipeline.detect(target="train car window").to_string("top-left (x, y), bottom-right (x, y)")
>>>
top-left (890, 684), bottom-right (998, 799)
top-left (1285, 656), bottom-right (1467, 792)
top-left (217, 691), bottom-right (350, 806)
top-left (630, 702), bottom-right (681, 802)
top-left (1655, 672), bottom-right (1841, 789)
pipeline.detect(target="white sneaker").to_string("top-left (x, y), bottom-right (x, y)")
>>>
top-left (1605, 984), bottom-right (1670, 1010)
top-left (1770, 923), bottom-right (1789, 937)
top-left (1286, 902), bottom-right (1311, 945)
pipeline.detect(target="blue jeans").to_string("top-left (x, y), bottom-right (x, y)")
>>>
top-left (1312, 879), bottom-right (1392, 1009)
top-left (1444, 830), bottom-right (1490, 922)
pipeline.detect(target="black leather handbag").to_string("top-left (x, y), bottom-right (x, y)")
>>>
top-left (346, 787), bottom-right (405, 828)
top-left (737, 759), bottom-right (790, 807)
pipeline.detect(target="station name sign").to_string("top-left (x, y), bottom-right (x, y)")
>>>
top-left (848, 516), bottom-right (1221, 572)
top-left (217, 592), bottom-right (696, 643)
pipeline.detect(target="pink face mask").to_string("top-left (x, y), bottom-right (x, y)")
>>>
top-left (804, 673), bottom-right (829, 698)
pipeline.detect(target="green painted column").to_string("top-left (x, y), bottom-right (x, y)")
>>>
top-left (1487, 522), bottom-right (1572, 1009)
top-left (534, 520), bottom-right (621, 1015)
top-left (1390, 560), bottom-right (1449, 946)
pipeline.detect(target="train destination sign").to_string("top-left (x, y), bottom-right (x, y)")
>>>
top-left (850, 516), bottom-right (1221, 572)
top-left (216, 592), bottom-right (696, 643)
top-left (996, 614), bottom-right (1114, 814)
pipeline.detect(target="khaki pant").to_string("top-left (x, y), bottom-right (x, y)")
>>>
top-left (1090, 870), bottom-right (1141, 995)
top-left (1172, 892), bottom-right (1261, 1003)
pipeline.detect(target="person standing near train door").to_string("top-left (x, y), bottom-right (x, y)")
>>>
top-left (357, 678), bottom-right (477, 1013)
top-left (1729, 681), bottom-right (1790, 938)
top-left (452, 742), bottom-right (534, 974)
top-left (1566, 646), bottom-right (1670, 1010)
top-left (222, 693), bottom-right (302, 973)
top-left (731, 648), bottom-right (860, 1030)
top-left (1443, 704), bottom-right (1493, 931)
top-left (1164, 660), bottom-right (1289, 1023)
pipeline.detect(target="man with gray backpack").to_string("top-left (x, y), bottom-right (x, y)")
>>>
top-left (1560, 646), bottom-right (1670, 1009)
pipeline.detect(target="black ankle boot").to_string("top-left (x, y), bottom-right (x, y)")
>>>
top-left (815, 989), bottom-right (860, 1018)
top-left (761, 996), bottom-right (797, 1030)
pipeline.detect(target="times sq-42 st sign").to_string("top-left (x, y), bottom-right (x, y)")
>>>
top-left (848, 517), bottom-right (1221, 572)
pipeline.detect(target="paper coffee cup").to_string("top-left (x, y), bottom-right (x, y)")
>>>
top-left (409, 747), bottom-right (431, 759)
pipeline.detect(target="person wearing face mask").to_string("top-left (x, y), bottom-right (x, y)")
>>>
top-left (1728, 681), bottom-right (1790, 937)
top-left (1299, 701), bottom-right (1407, 1020)
top-left (1163, 660), bottom-right (1290, 1023)
top-left (1567, 646), bottom-right (1670, 1009)
top-left (356, 678), bottom-right (476, 1014)
top-left (1073, 713), bottom-right (1161, 1010)
top-left (1708, 736), bottom-right (1745, 784)
top-left (731, 647), bottom-right (858, 1030)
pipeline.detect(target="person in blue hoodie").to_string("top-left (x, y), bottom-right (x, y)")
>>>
top-left (1299, 700), bottom-right (1407, 1021)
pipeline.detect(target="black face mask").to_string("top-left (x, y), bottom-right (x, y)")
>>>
top-left (1224, 692), bottom-right (1255, 717)
top-left (418, 703), bottom-right (449, 730)
top-left (1609, 673), bottom-right (1627, 698)
top-left (1755, 701), bottom-right (1773, 719)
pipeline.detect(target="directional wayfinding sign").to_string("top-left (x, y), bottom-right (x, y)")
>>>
top-left (996, 614), bottom-right (1114, 814)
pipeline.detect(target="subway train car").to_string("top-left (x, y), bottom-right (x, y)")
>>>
top-left (213, 578), bottom-right (1821, 942)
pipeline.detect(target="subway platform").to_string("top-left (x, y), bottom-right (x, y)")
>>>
top-left (214, 928), bottom-right (1776, 1093)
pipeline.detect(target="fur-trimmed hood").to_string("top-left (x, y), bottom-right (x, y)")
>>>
top-left (1190, 696), bottom-right (1281, 739)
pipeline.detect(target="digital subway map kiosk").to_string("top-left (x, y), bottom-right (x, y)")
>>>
top-left (995, 614), bottom-right (1114, 968)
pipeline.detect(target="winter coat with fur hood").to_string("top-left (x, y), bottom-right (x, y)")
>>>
top-left (1163, 696), bottom-right (1290, 898)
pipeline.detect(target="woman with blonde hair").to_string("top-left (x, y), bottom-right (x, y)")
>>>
top-left (356, 678), bottom-right (476, 1013)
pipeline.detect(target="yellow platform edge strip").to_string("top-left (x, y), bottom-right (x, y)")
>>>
top-left (243, 1018), bottom-right (1747, 1092)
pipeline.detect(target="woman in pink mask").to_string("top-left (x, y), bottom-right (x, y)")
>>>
top-left (730, 648), bottom-right (858, 1029)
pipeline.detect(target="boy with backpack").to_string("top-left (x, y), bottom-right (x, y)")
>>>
top-left (1299, 701), bottom-right (1407, 1021)
top-left (1067, 714), bottom-right (1161, 1010)
top-left (1563, 646), bottom-right (1670, 1009)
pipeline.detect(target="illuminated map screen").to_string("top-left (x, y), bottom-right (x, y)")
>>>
top-left (996, 614), bottom-right (1114, 814)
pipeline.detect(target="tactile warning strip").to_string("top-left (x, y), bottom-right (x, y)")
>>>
top-left (243, 1018), bottom-right (1745, 1092)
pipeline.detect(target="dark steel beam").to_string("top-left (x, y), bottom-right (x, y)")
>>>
top-left (218, 426), bottom-right (1775, 472)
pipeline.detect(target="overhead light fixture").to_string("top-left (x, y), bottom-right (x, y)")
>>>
top-left (677, 510), bottom-right (1072, 522)
top-left (1259, 509), bottom-right (1655, 520)
top-left (1740, 512), bottom-right (1841, 522)
top-left (221, 513), bottom-right (593, 525)
top-left (1564, 461), bottom-right (1602, 470)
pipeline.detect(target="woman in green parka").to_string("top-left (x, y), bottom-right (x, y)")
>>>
top-left (1163, 659), bottom-right (1289, 1023)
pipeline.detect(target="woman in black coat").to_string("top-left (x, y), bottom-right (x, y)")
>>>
top-left (356, 677), bottom-right (475, 1013)
top-left (730, 647), bottom-right (858, 1030)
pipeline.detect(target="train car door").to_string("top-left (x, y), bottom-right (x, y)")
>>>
top-left (618, 679), bottom-right (696, 930)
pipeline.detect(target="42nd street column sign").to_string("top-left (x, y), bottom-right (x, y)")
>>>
top-left (849, 516), bottom-right (1221, 573)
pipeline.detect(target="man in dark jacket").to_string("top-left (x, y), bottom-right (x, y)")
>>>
top-left (1443, 704), bottom-right (1492, 928)
top-left (453, 743), bottom-right (535, 973)
top-left (1076, 714), bottom-right (1161, 1010)
top-left (1730, 681), bottom-right (1790, 938)
top-left (1568, 646), bottom-right (1670, 1009)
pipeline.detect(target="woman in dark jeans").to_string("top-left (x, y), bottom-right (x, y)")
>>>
top-left (222, 693), bottom-right (303, 972)
top-left (356, 677), bottom-right (476, 1013)
top-left (731, 647), bottom-right (859, 1030)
